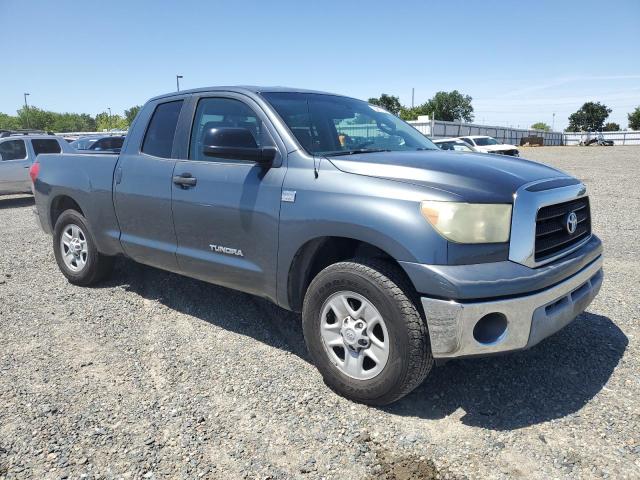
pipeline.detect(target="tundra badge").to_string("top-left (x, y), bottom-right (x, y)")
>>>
top-left (209, 244), bottom-right (244, 257)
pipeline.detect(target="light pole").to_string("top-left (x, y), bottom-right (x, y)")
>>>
top-left (108, 107), bottom-right (112, 131)
top-left (23, 93), bottom-right (30, 129)
top-left (176, 75), bottom-right (183, 92)
top-left (552, 112), bottom-right (556, 131)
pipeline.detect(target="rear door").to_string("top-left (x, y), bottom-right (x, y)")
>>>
top-left (113, 99), bottom-right (185, 271)
top-left (170, 93), bottom-right (286, 300)
top-left (0, 139), bottom-right (30, 193)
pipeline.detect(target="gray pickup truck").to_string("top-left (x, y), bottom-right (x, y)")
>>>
top-left (31, 87), bottom-right (603, 405)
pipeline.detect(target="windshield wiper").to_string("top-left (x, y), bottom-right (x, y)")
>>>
top-left (324, 148), bottom-right (391, 157)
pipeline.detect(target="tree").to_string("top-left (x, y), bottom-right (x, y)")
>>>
top-left (422, 90), bottom-right (474, 122)
top-left (15, 106), bottom-right (57, 131)
top-left (96, 112), bottom-right (128, 131)
top-left (399, 104), bottom-right (430, 121)
top-left (628, 106), bottom-right (640, 131)
top-left (567, 102), bottom-right (611, 132)
top-left (0, 113), bottom-right (20, 130)
top-left (603, 122), bottom-right (620, 132)
top-left (531, 122), bottom-right (551, 132)
top-left (368, 94), bottom-right (403, 116)
top-left (125, 105), bottom-right (142, 125)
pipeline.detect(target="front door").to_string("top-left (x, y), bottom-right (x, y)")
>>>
top-left (0, 139), bottom-right (29, 194)
top-left (171, 95), bottom-right (286, 301)
top-left (113, 99), bottom-right (184, 271)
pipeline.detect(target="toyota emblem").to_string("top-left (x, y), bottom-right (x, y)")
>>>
top-left (566, 211), bottom-right (578, 235)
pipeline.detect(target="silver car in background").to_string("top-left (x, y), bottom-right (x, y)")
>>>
top-left (0, 132), bottom-right (70, 195)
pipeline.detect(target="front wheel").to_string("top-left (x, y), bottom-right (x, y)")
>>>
top-left (302, 259), bottom-right (433, 405)
top-left (53, 209), bottom-right (114, 286)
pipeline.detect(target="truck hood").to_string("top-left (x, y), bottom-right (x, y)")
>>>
top-left (327, 150), bottom-right (568, 203)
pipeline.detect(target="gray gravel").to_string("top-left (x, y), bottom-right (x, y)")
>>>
top-left (0, 145), bottom-right (639, 479)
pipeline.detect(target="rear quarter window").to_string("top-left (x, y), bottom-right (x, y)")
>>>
top-left (142, 100), bottom-right (183, 158)
top-left (32, 139), bottom-right (62, 155)
top-left (0, 139), bottom-right (27, 160)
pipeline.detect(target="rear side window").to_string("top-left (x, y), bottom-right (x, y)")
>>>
top-left (32, 139), bottom-right (62, 155)
top-left (0, 139), bottom-right (27, 160)
top-left (142, 100), bottom-right (183, 158)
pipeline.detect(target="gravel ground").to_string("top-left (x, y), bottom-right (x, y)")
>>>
top-left (0, 146), bottom-right (638, 480)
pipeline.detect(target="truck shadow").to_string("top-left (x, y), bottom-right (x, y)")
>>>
top-left (385, 312), bottom-right (627, 430)
top-left (0, 195), bottom-right (34, 209)
top-left (103, 258), bottom-right (626, 431)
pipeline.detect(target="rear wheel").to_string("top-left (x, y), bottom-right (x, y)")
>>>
top-left (53, 209), bottom-right (114, 285)
top-left (302, 259), bottom-right (433, 405)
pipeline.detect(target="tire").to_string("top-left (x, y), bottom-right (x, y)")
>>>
top-left (302, 258), bottom-right (433, 405)
top-left (53, 209), bottom-right (114, 286)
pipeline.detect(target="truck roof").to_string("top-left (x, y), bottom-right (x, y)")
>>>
top-left (148, 85), bottom-right (347, 103)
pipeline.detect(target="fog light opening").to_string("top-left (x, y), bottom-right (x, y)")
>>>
top-left (473, 312), bottom-right (508, 345)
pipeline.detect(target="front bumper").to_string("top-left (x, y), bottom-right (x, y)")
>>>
top-left (421, 255), bottom-right (603, 358)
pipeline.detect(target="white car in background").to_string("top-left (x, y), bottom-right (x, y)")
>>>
top-left (432, 138), bottom-right (478, 152)
top-left (458, 136), bottom-right (519, 156)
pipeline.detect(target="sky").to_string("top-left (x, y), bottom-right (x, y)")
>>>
top-left (1, 0), bottom-right (639, 130)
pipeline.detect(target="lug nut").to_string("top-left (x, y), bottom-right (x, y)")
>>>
top-left (355, 321), bottom-right (364, 329)
top-left (358, 339), bottom-right (368, 346)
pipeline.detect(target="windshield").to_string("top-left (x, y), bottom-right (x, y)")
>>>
top-left (473, 137), bottom-right (499, 146)
top-left (261, 92), bottom-right (437, 156)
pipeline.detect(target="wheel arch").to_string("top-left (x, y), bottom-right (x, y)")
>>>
top-left (286, 236), bottom-right (415, 312)
top-left (50, 194), bottom-right (85, 229)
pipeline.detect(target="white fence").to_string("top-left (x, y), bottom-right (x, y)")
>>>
top-left (408, 119), bottom-right (564, 146)
top-left (563, 131), bottom-right (640, 146)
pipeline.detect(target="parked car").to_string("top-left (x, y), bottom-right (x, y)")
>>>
top-left (31, 86), bottom-right (603, 405)
top-left (70, 135), bottom-right (125, 153)
top-left (0, 132), bottom-right (71, 195)
top-left (458, 135), bottom-right (520, 156)
top-left (432, 138), bottom-right (478, 152)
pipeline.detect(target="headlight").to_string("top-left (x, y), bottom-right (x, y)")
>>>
top-left (421, 201), bottom-right (512, 243)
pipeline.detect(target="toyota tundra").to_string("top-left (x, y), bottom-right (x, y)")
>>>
top-left (31, 87), bottom-right (603, 405)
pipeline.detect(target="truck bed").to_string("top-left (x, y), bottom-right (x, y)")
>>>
top-left (33, 152), bottom-right (124, 256)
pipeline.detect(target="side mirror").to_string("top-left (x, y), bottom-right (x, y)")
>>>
top-left (202, 127), bottom-right (275, 167)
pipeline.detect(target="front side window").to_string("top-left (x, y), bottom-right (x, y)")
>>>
top-left (261, 92), bottom-right (437, 156)
top-left (32, 139), bottom-right (61, 155)
top-left (142, 100), bottom-right (183, 158)
top-left (0, 139), bottom-right (27, 160)
top-left (460, 137), bottom-right (474, 146)
top-left (189, 97), bottom-right (270, 161)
